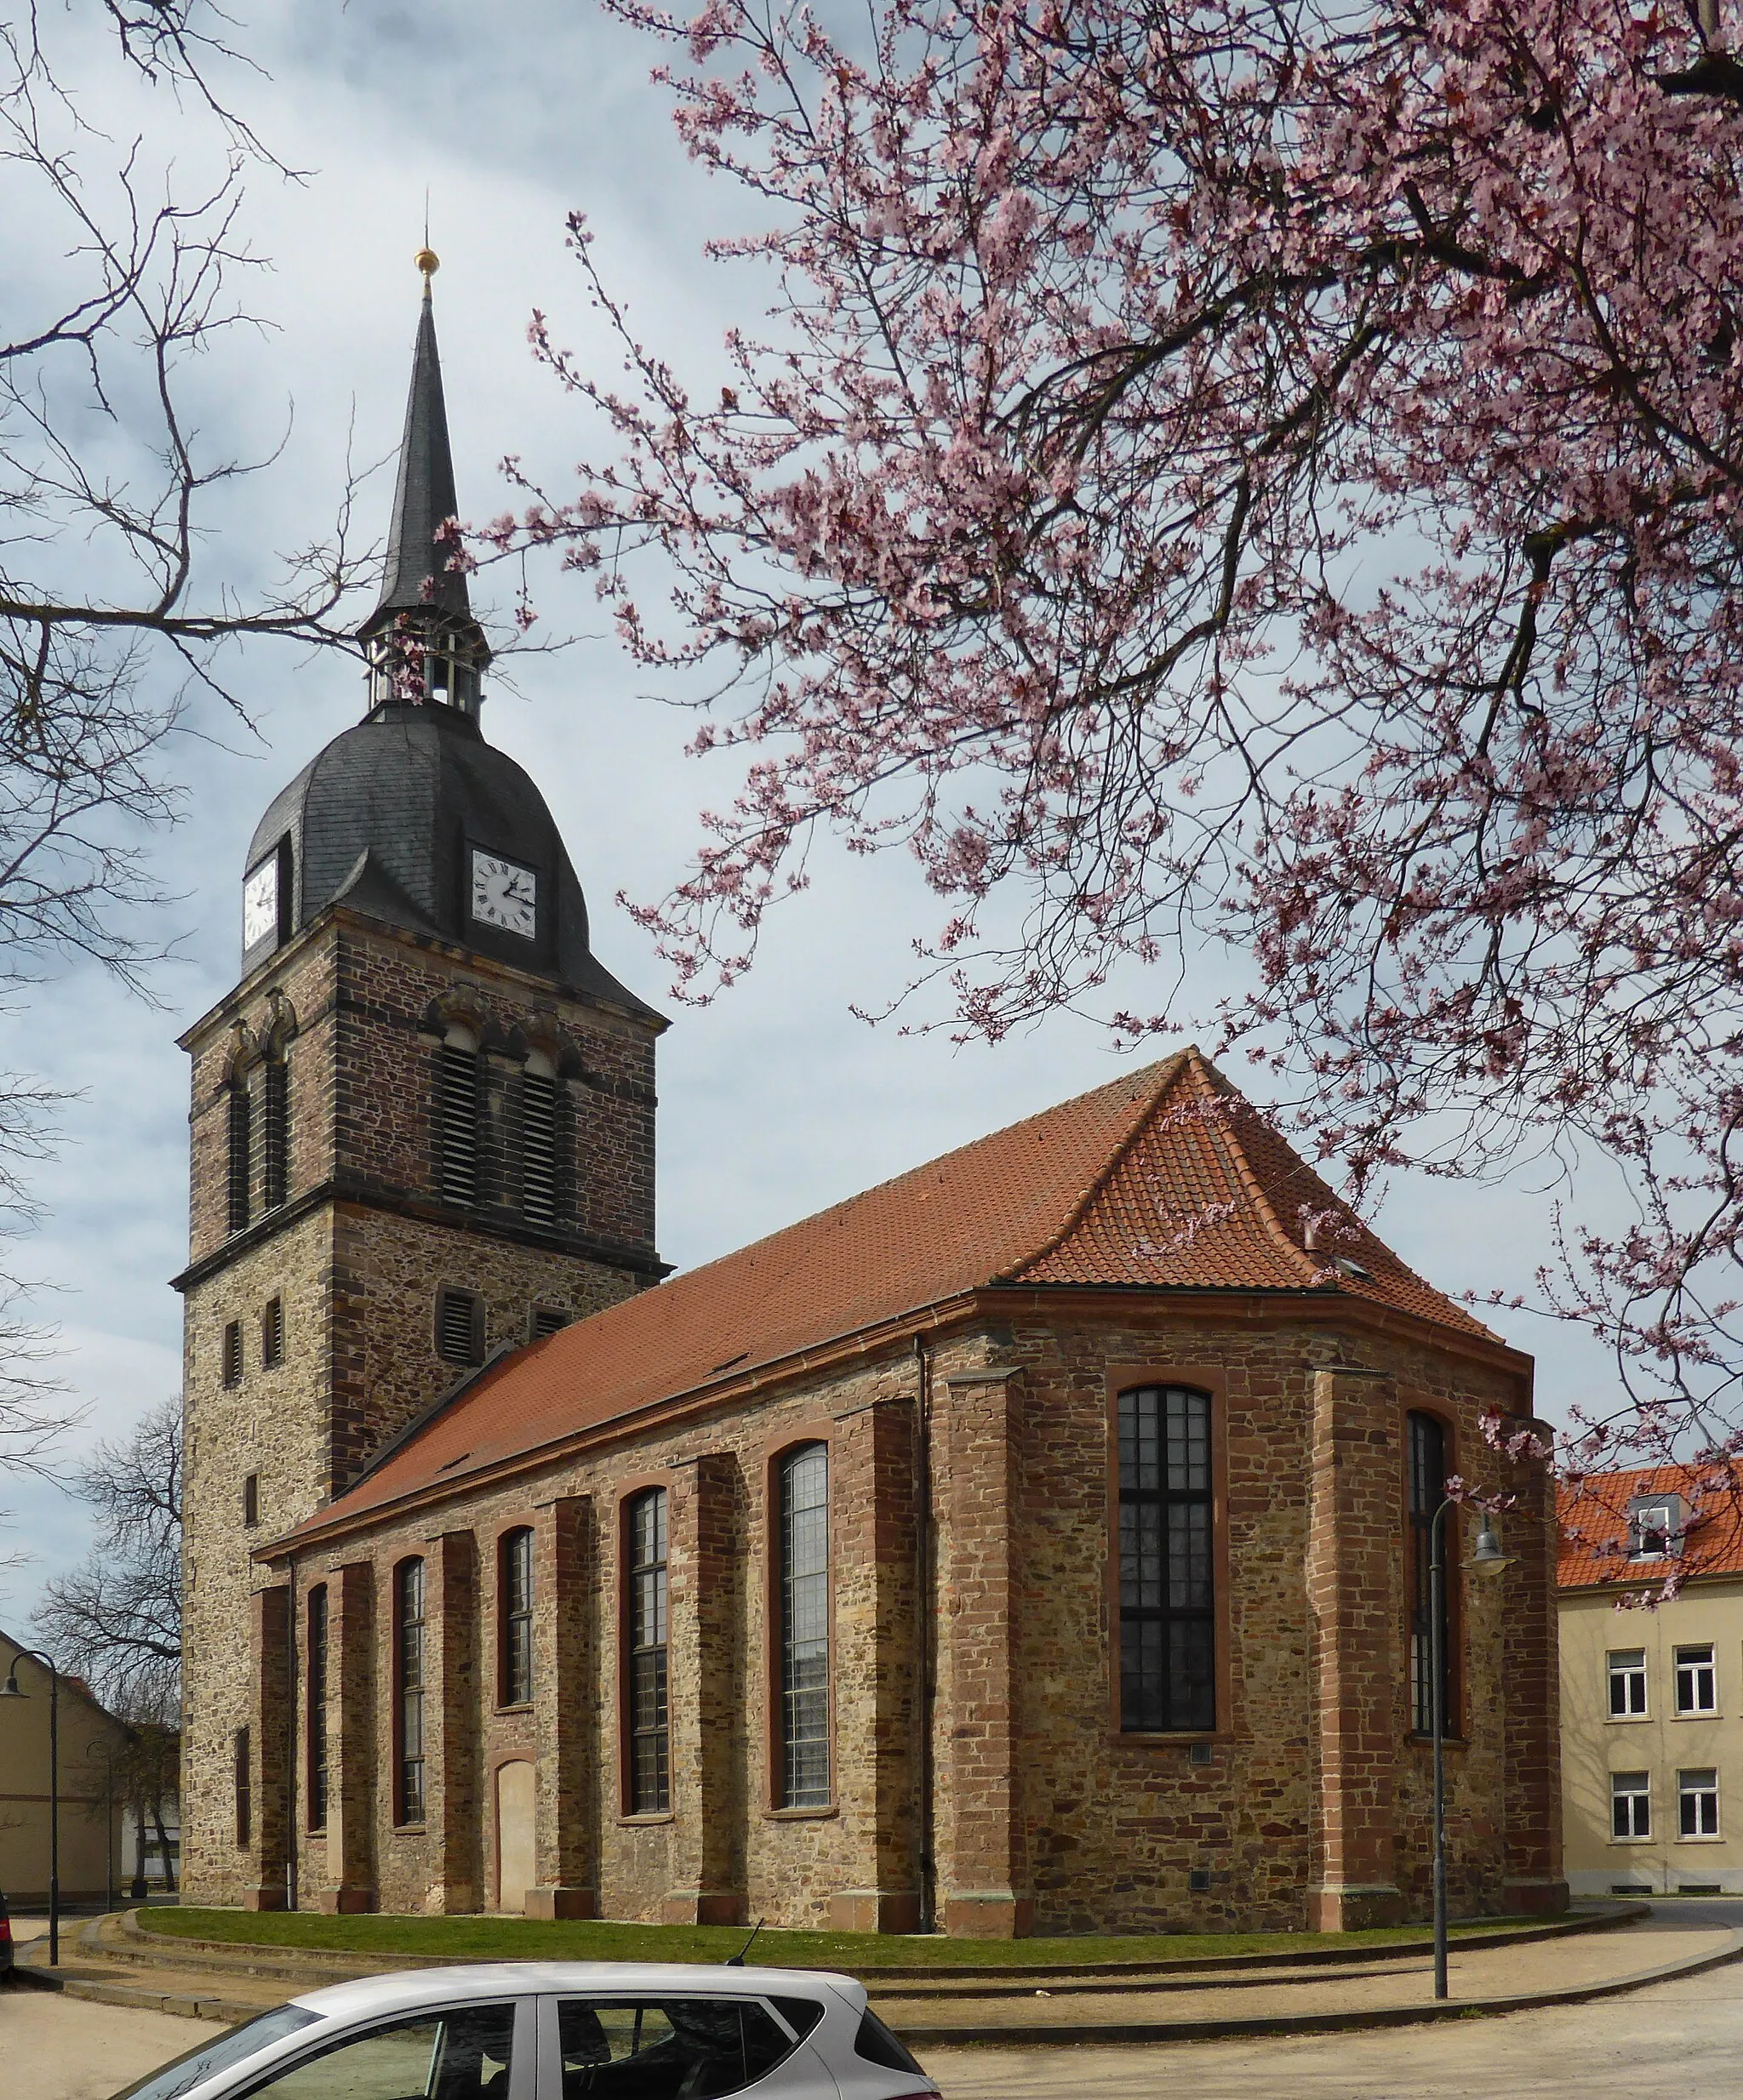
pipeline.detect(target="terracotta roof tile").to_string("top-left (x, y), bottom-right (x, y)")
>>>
top-left (1558, 1464), bottom-right (1743, 1589)
top-left (282, 1050), bottom-right (1500, 1544)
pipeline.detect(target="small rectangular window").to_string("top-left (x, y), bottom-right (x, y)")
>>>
top-left (1680, 1767), bottom-right (1720, 1837)
top-left (260, 1297), bottom-right (283, 1369)
top-left (1676, 1645), bottom-right (1717, 1715)
top-left (1608, 1648), bottom-right (1648, 1717)
top-left (1611, 1770), bottom-right (1650, 1840)
top-left (234, 1726), bottom-right (251, 1847)
top-left (242, 1473), bottom-right (259, 1528)
top-left (436, 1287), bottom-right (483, 1367)
top-left (530, 1304), bottom-right (569, 1340)
top-left (221, 1321), bottom-right (243, 1388)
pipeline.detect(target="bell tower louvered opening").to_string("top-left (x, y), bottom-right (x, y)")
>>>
top-left (260, 1059), bottom-right (289, 1212)
top-left (437, 1040), bottom-right (479, 1207)
top-left (226, 1086), bottom-right (252, 1235)
top-left (521, 1068), bottom-right (558, 1227)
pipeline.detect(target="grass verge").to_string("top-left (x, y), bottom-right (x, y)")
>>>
top-left (141, 1908), bottom-right (1553, 1972)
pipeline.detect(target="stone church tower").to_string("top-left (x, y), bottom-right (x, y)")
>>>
top-left (177, 266), bottom-right (665, 1905)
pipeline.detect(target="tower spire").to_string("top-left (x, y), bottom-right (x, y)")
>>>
top-left (361, 251), bottom-right (490, 719)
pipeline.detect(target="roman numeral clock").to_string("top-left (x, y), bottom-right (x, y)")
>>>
top-left (470, 847), bottom-right (539, 940)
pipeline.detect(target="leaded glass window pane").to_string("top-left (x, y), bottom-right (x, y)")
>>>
top-left (627, 1490), bottom-right (670, 1814)
top-left (1117, 1386), bottom-right (1215, 1732)
top-left (780, 1443), bottom-right (831, 1807)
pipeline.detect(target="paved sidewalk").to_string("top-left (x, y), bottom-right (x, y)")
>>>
top-left (882, 1906), bottom-right (1740, 2038)
top-left (2, 1984), bottom-right (226, 2100)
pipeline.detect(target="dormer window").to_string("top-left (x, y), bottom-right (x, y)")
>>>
top-left (1628, 1493), bottom-right (1687, 1560)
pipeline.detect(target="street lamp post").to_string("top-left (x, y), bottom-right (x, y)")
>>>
top-left (1428, 1505), bottom-right (1510, 2000)
top-left (0, 1646), bottom-right (62, 1964)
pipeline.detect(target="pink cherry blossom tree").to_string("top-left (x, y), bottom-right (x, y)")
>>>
top-left (497, 0), bottom-right (1743, 1464)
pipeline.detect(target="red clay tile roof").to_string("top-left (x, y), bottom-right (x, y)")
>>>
top-left (281, 1048), bottom-right (1500, 1545)
top-left (1558, 1465), bottom-right (1743, 1589)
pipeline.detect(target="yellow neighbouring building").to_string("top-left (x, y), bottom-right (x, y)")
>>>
top-left (0, 1629), bottom-right (129, 1906)
top-left (1559, 1467), bottom-right (1743, 1897)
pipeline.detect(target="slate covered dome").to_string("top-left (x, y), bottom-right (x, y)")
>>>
top-left (243, 700), bottom-right (649, 1013)
top-left (239, 275), bottom-right (653, 1019)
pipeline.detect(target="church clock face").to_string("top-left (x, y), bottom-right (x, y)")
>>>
top-left (470, 847), bottom-right (538, 939)
top-left (243, 852), bottom-right (281, 951)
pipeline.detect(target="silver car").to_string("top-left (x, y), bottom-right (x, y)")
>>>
top-left (109, 1961), bottom-right (942, 2100)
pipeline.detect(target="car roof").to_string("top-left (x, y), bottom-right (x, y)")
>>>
top-left (291, 1962), bottom-right (868, 2022)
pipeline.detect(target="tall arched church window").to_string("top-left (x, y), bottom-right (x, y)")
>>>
top-left (1409, 1411), bottom-right (1449, 1736)
top-left (306, 1585), bottom-right (329, 1834)
top-left (520, 1051), bottom-right (558, 1229)
top-left (500, 1526), bottom-right (534, 1708)
top-left (260, 1055), bottom-right (289, 1212)
top-left (396, 1558), bottom-right (426, 1825)
top-left (1117, 1384), bottom-right (1215, 1732)
top-left (437, 1025), bottom-right (479, 1207)
top-left (778, 1442), bottom-right (831, 1807)
top-left (625, 1489), bottom-right (670, 1814)
top-left (226, 1082), bottom-right (252, 1235)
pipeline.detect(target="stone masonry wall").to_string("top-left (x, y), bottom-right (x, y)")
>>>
top-left (180, 905), bottom-right (663, 1906)
top-left (272, 1294), bottom-right (1559, 1933)
top-left (181, 1206), bottom-right (335, 1907)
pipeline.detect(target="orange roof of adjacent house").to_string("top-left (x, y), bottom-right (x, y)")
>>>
top-left (1558, 1465), bottom-right (1743, 1589)
top-left (279, 1047), bottom-right (1500, 1546)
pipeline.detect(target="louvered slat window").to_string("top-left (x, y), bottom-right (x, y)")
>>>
top-left (521, 1070), bottom-right (558, 1226)
top-left (226, 1085), bottom-right (252, 1234)
top-left (261, 1296), bottom-right (283, 1368)
top-left (437, 1287), bottom-right (482, 1367)
top-left (437, 1042), bottom-right (479, 1206)
top-left (261, 1059), bottom-right (289, 1211)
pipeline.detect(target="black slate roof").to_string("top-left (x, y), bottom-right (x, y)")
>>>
top-left (243, 702), bottom-right (658, 1019)
top-left (364, 285), bottom-right (474, 634)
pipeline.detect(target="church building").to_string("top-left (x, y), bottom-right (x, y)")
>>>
top-left (177, 270), bottom-right (1566, 1934)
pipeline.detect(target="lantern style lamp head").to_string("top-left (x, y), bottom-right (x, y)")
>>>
top-left (0, 1659), bottom-right (26, 1697)
top-left (1472, 1519), bottom-right (1510, 1573)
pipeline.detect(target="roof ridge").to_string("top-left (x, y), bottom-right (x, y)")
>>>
top-left (1001, 1051), bottom-right (1192, 1282)
top-left (1186, 1049), bottom-right (1324, 1287)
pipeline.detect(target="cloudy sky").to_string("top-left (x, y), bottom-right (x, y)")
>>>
top-left (0, 0), bottom-right (1614, 1617)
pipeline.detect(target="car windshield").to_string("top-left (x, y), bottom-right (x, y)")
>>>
top-left (108, 2005), bottom-right (323, 2100)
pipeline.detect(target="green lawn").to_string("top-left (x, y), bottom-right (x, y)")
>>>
top-left (143, 1907), bottom-right (1554, 1972)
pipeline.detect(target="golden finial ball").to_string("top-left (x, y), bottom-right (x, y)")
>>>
top-left (415, 248), bottom-right (440, 278)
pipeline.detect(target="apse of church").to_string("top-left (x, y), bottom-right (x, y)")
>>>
top-left (179, 269), bottom-right (1565, 1933)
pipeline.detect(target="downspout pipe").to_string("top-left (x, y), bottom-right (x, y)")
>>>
top-left (912, 1333), bottom-right (935, 1935)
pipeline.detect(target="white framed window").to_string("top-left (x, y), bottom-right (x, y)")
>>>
top-left (1629, 1496), bottom-right (1684, 1558)
top-left (1611, 1770), bottom-right (1651, 1840)
top-left (1676, 1644), bottom-right (1717, 1715)
top-left (1679, 1768), bottom-right (1720, 1838)
top-left (1608, 1649), bottom-right (1648, 1717)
